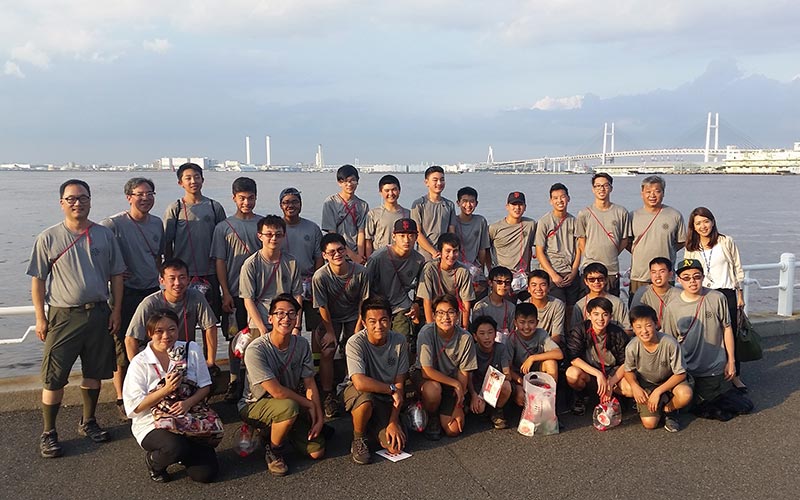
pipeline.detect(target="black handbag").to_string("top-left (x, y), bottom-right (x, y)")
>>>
top-left (736, 310), bottom-right (763, 362)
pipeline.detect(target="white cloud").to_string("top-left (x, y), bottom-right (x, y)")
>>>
top-left (10, 42), bottom-right (50, 68)
top-left (3, 61), bottom-right (25, 78)
top-left (143, 38), bottom-right (171, 54)
top-left (531, 95), bottom-right (584, 111)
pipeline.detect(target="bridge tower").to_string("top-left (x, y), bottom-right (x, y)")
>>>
top-left (487, 146), bottom-right (494, 165)
top-left (601, 122), bottom-right (615, 164)
top-left (704, 112), bottom-right (720, 162)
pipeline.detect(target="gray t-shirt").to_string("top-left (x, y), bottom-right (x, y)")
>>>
top-left (624, 332), bottom-right (686, 386)
top-left (575, 203), bottom-right (631, 275)
top-left (631, 286), bottom-right (679, 325)
top-left (661, 290), bottom-right (730, 377)
top-left (126, 289), bottom-right (218, 342)
top-left (345, 330), bottom-right (409, 384)
top-left (410, 195), bottom-right (458, 261)
top-left (100, 212), bottom-right (164, 290)
top-left (243, 334), bottom-right (314, 403)
top-left (365, 247), bottom-right (425, 314)
top-left (507, 328), bottom-right (560, 372)
top-left (472, 342), bottom-right (511, 388)
top-left (488, 217), bottom-right (536, 271)
top-left (572, 293), bottom-right (631, 332)
top-left (210, 215), bottom-right (262, 296)
top-left (472, 297), bottom-right (515, 333)
top-left (528, 297), bottom-right (566, 340)
top-left (534, 212), bottom-right (577, 275)
top-left (163, 197), bottom-right (226, 277)
top-left (630, 206), bottom-right (686, 282)
top-left (239, 252), bottom-right (302, 328)
top-left (414, 323), bottom-right (477, 378)
top-left (416, 260), bottom-right (475, 304)
top-left (365, 205), bottom-right (409, 251)
top-left (312, 262), bottom-right (370, 323)
top-left (454, 215), bottom-right (490, 267)
top-left (27, 222), bottom-right (126, 308)
top-left (282, 217), bottom-right (323, 278)
top-left (321, 194), bottom-right (368, 252)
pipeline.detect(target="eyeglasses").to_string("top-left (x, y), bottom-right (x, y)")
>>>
top-left (324, 248), bottom-right (346, 256)
top-left (62, 195), bottom-right (91, 205)
top-left (260, 232), bottom-right (284, 239)
top-left (586, 277), bottom-right (606, 283)
top-left (435, 309), bottom-right (458, 318)
top-left (130, 192), bottom-right (156, 199)
top-left (271, 310), bottom-right (298, 320)
top-left (679, 274), bottom-right (704, 282)
top-left (593, 183), bottom-right (611, 190)
top-left (280, 200), bottom-right (300, 207)
top-left (493, 279), bottom-right (512, 286)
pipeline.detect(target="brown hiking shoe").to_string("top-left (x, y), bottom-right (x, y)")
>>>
top-left (266, 445), bottom-right (289, 476)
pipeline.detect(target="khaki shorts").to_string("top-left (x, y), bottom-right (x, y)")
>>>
top-left (241, 397), bottom-right (325, 455)
top-left (42, 303), bottom-right (115, 390)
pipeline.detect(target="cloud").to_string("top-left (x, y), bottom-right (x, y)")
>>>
top-left (10, 42), bottom-right (50, 68)
top-left (531, 95), bottom-right (584, 111)
top-left (3, 61), bottom-right (24, 78)
top-left (143, 38), bottom-right (171, 54)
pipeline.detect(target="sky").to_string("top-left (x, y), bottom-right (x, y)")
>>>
top-left (1, 1), bottom-right (799, 165)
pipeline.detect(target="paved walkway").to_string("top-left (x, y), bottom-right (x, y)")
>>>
top-left (2, 334), bottom-right (799, 499)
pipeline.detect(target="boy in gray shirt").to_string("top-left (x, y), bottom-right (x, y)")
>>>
top-left (455, 186), bottom-right (491, 296)
top-left (321, 164), bottom-right (368, 264)
top-left (417, 233), bottom-right (475, 329)
top-left (365, 175), bottom-right (409, 257)
top-left (410, 166), bottom-right (458, 261)
top-left (488, 191), bottom-right (536, 294)
top-left (630, 257), bottom-right (679, 327)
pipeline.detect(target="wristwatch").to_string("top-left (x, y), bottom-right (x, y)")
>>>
top-left (389, 383), bottom-right (398, 395)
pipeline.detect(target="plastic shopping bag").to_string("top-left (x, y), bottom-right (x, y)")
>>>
top-left (517, 372), bottom-right (558, 436)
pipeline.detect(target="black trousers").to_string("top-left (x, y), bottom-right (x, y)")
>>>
top-left (141, 429), bottom-right (219, 483)
top-left (717, 287), bottom-right (741, 376)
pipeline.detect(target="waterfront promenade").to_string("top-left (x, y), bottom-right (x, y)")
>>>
top-left (1, 332), bottom-right (798, 500)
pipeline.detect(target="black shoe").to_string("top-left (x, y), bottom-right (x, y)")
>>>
top-left (40, 430), bottom-right (63, 458)
top-left (224, 381), bottom-right (241, 404)
top-left (424, 413), bottom-right (441, 441)
top-left (145, 452), bottom-right (171, 483)
top-left (572, 396), bottom-right (587, 416)
top-left (78, 418), bottom-right (110, 443)
top-left (323, 392), bottom-right (340, 418)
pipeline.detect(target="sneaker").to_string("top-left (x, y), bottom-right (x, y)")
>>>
top-left (145, 452), bottom-right (171, 483)
top-left (116, 400), bottom-right (129, 420)
top-left (350, 437), bottom-right (371, 465)
top-left (265, 445), bottom-right (289, 476)
top-left (39, 430), bottom-right (63, 458)
top-left (78, 418), bottom-right (110, 443)
top-left (323, 392), bottom-right (340, 418)
top-left (664, 413), bottom-right (682, 433)
top-left (224, 381), bottom-right (241, 404)
top-left (424, 413), bottom-right (441, 441)
top-left (572, 396), bottom-right (588, 416)
top-left (490, 408), bottom-right (508, 430)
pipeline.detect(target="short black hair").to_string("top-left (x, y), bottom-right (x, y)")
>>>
top-left (437, 232), bottom-right (460, 251)
top-left (488, 266), bottom-right (512, 281)
top-left (591, 172), bottom-right (613, 186)
top-left (320, 232), bottom-right (347, 252)
top-left (177, 162), bottom-right (203, 180)
top-left (432, 293), bottom-right (459, 312)
top-left (630, 304), bottom-right (658, 325)
top-left (470, 315), bottom-right (497, 334)
top-left (527, 269), bottom-right (550, 286)
top-left (457, 186), bottom-right (478, 200)
top-left (378, 175), bottom-right (400, 190)
top-left (587, 296), bottom-right (613, 315)
top-left (337, 164), bottom-right (359, 182)
top-left (160, 258), bottom-right (188, 277)
top-left (549, 182), bottom-right (569, 196)
top-left (145, 309), bottom-right (180, 337)
top-left (258, 215), bottom-right (286, 233)
top-left (124, 177), bottom-right (154, 196)
top-left (515, 302), bottom-right (538, 320)
top-left (360, 295), bottom-right (392, 319)
top-left (583, 262), bottom-right (609, 277)
top-left (232, 177), bottom-right (257, 195)
top-left (269, 293), bottom-right (301, 314)
top-left (60, 179), bottom-right (91, 198)
top-left (424, 165), bottom-right (444, 179)
top-left (649, 257), bottom-right (673, 270)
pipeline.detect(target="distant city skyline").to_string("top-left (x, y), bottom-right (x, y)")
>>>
top-left (1, 1), bottom-right (798, 165)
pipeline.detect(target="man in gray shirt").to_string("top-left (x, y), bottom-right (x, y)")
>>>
top-left (488, 191), bottom-right (536, 295)
top-left (365, 175), bottom-right (409, 257)
top-left (344, 296), bottom-right (409, 464)
top-left (28, 179), bottom-right (125, 457)
top-left (410, 166), bottom-right (458, 261)
top-left (321, 164), bottom-right (369, 263)
top-left (575, 173), bottom-right (631, 296)
top-left (416, 233), bottom-right (475, 328)
top-left (101, 177), bottom-right (164, 415)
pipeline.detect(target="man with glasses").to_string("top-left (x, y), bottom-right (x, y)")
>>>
top-left (576, 173), bottom-right (631, 297)
top-left (240, 216), bottom-right (303, 337)
top-left (321, 164), bottom-right (369, 264)
top-left (279, 187), bottom-right (323, 337)
top-left (662, 259), bottom-right (741, 414)
top-left (101, 177), bottom-right (164, 417)
top-left (570, 262), bottom-right (631, 334)
top-left (239, 294), bottom-right (325, 476)
top-left (312, 233), bottom-right (370, 417)
top-left (28, 179), bottom-right (125, 457)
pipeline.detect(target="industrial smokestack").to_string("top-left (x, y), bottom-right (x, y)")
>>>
top-left (246, 136), bottom-right (251, 165)
top-left (266, 136), bottom-right (271, 167)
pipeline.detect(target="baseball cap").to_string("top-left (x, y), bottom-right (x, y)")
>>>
top-left (279, 187), bottom-right (301, 201)
top-left (393, 218), bottom-right (418, 233)
top-left (675, 258), bottom-right (703, 275)
top-left (507, 191), bottom-right (526, 204)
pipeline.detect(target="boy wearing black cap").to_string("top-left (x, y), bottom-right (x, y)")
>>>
top-left (488, 192), bottom-right (536, 294)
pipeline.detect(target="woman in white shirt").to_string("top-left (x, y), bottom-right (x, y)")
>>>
top-left (123, 309), bottom-right (218, 483)
top-left (684, 207), bottom-right (747, 392)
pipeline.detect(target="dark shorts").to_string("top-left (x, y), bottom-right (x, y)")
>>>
top-left (549, 276), bottom-right (583, 308)
top-left (200, 273), bottom-right (222, 321)
top-left (42, 303), bottom-right (116, 390)
top-left (241, 397), bottom-right (325, 455)
top-left (221, 296), bottom-right (248, 341)
top-left (343, 384), bottom-right (394, 434)
top-left (636, 377), bottom-right (694, 417)
top-left (410, 368), bottom-right (462, 416)
top-left (303, 299), bottom-right (322, 333)
top-left (693, 373), bottom-right (727, 404)
top-left (117, 287), bottom-right (159, 368)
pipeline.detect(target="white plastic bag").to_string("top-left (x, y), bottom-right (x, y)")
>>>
top-left (511, 269), bottom-right (528, 293)
top-left (232, 327), bottom-right (253, 359)
top-left (480, 365), bottom-right (506, 408)
top-left (517, 372), bottom-right (558, 436)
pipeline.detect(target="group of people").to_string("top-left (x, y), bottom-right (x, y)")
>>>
top-left (27, 162), bottom-right (752, 482)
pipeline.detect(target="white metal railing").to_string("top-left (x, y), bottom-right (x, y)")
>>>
top-left (1, 253), bottom-right (798, 344)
